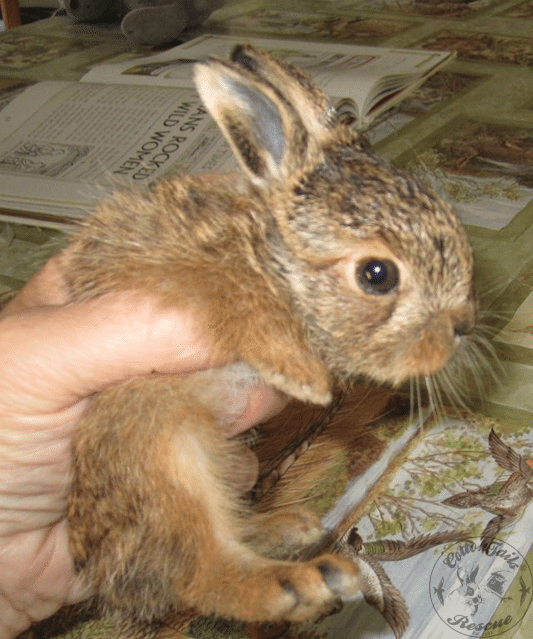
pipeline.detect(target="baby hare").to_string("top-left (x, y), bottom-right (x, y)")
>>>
top-left (64, 45), bottom-right (476, 625)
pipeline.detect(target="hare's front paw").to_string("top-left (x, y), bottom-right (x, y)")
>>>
top-left (249, 506), bottom-right (325, 558)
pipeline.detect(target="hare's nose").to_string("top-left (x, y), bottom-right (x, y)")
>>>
top-left (454, 320), bottom-right (473, 339)
top-left (451, 302), bottom-right (476, 341)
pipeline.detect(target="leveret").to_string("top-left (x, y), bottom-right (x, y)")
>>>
top-left (64, 45), bottom-right (476, 626)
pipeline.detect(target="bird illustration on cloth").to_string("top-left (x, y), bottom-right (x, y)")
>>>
top-left (442, 429), bottom-right (533, 554)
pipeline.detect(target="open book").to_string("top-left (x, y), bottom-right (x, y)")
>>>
top-left (0, 34), bottom-right (453, 227)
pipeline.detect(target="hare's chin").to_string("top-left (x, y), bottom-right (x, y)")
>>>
top-left (407, 348), bottom-right (456, 380)
top-left (378, 345), bottom-right (457, 387)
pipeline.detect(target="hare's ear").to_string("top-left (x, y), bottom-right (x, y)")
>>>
top-left (193, 45), bottom-right (336, 186)
top-left (469, 566), bottom-right (479, 583)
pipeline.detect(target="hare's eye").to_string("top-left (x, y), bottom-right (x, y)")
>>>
top-left (357, 259), bottom-right (399, 295)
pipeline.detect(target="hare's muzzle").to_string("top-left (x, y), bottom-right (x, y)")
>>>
top-left (404, 305), bottom-right (475, 379)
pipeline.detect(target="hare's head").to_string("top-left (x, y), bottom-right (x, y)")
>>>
top-left (194, 46), bottom-right (476, 393)
top-left (455, 567), bottom-right (483, 613)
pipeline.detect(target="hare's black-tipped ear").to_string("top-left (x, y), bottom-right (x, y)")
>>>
top-left (230, 44), bottom-right (336, 133)
top-left (193, 45), bottom-right (336, 186)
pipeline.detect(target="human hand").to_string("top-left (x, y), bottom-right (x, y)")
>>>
top-left (0, 253), bottom-right (286, 638)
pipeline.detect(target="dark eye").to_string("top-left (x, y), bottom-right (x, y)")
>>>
top-left (356, 259), bottom-right (399, 295)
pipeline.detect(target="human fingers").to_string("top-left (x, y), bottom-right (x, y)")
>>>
top-left (229, 384), bottom-right (289, 436)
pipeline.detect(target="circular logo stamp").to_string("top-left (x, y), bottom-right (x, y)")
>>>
top-left (429, 538), bottom-right (533, 637)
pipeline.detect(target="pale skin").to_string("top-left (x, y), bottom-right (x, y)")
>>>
top-left (0, 251), bottom-right (286, 639)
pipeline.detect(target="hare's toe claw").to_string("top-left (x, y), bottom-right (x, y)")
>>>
top-left (268, 555), bottom-right (360, 621)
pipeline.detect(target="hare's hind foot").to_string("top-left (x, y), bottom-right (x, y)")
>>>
top-left (181, 551), bottom-right (359, 623)
top-left (69, 372), bottom-right (359, 624)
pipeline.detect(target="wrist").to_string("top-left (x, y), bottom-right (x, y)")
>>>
top-left (0, 523), bottom-right (90, 639)
top-left (0, 596), bottom-right (32, 639)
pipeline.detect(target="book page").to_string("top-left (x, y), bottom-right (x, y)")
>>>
top-left (0, 81), bottom-right (238, 222)
top-left (81, 34), bottom-right (452, 122)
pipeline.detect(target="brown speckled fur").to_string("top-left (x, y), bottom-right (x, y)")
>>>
top-left (64, 45), bottom-right (475, 628)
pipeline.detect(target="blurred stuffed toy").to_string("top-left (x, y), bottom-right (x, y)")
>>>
top-left (61, 0), bottom-right (222, 46)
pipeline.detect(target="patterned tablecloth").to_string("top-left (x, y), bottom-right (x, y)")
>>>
top-left (3, 1), bottom-right (533, 637)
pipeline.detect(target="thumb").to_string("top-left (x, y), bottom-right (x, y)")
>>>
top-left (0, 292), bottom-right (217, 417)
